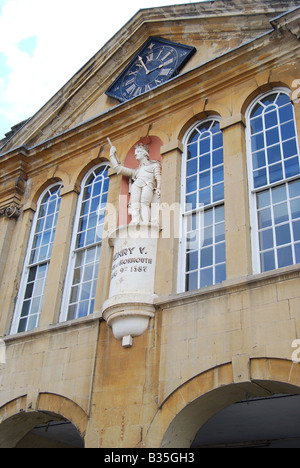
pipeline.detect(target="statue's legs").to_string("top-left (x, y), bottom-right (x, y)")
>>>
top-left (130, 184), bottom-right (153, 224)
top-left (140, 185), bottom-right (153, 224)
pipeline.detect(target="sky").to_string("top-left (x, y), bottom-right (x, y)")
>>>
top-left (0, 0), bottom-right (208, 141)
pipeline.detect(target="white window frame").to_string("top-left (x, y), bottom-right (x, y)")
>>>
top-left (60, 163), bottom-right (110, 322)
top-left (11, 183), bottom-right (62, 334)
top-left (178, 117), bottom-right (226, 293)
top-left (246, 87), bottom-right (300, 274)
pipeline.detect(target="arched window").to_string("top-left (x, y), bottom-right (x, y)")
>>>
top-left (60, 163), bottom-right (110, 321)
top-left (179, 118), bottom-right (226, 292)
top-left (11, 183), bottom-right (62, 333)
top-left (246, 89), bottom-right (300, 273)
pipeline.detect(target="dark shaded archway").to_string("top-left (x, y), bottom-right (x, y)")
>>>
top-left (0, 410), bottom-right (84, 448)
top-left (192, 393), bottom-right (300, 448)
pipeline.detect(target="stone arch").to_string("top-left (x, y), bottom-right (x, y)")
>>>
top-left (73, 157), bottom-right (111, 193)
top-left (28, 177), bottom-right (63, 208)
top-left (0, 393), bottom-right (88, 448)
top-left (145, 358), bottom-right (300, 448)
top-left (240, 81), bottom-right (292, 117)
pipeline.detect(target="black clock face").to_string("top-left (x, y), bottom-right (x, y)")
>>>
top-left (120, 44), bottom-right (179, 101)
top-left (106, 37), bottom-right (196, 102)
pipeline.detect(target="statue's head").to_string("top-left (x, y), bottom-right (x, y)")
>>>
top-left (135, 143), bottom-right (149, 160)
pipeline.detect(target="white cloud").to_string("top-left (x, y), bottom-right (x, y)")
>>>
top-left (0, 0), bottom-right (205, 139)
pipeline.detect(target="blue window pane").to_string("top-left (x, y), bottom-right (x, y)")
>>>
top-left (291, 199), bottom-right (300, 220)
top-left (283, 139), bottom-right (298, 158)
top-left (186, 175), bottom-right (197, 193)
top-left (186, 193), bottom-right (197, 211)
top-left (251, 133), bottom-right (264, 152)
top-left (215, 205), bottom-right (225, 223)
top-left (276, 93), bottom-right (290, 106)
top-left (200, 137), bottom-right (210, 154)
top-left (254, 168), bottom-right (267, 188)
top-left (204, 209), bottom-right (213, 226)
top-left (289, 179), bottom-right (300, 198)
top-left (273, 202), bottom-right (289, 224)
top-left (186, 251), bottom-right (198, 271)
top-left (215, 263), bottom-right (226, 284)
top-left (257, 190), bottom-right (270, 209)
top-left (261, 250), bottom-right (275, 272)
top-left (90, 196), bottom-right (100, 213)
top-left (212, 148), bottom-right (223, 166)
top-left (269, 162), bottom-right (283, 184)
top-left (92, 181), bottom-right (102, 197)
top-left (81, 200), bottom-right (90, 216)
top-left (265, 110), bottom-right (278, 129)
top-left (78, 301), bottom-right (89, 318)
top-left (76, 232), bottom-right (85, 248)
top-left (187, 158), bottom-right (198, 176)
top-left (88, 213), bottom-right (97, 229)
top-left (267, 145), bottom-right (281, 165)
top-left (86, 228), bottom-right (96, 246)
top-left (215, 223), bottom-right (225, 243)
top-left (277, 245), bottom-right (293, 268)
top-left (275, 224), bottom-right (291, 246)
top-left (187, 142), bottom-right (198, 159)
top-left (285, 157), bottom-right (300, 179)
top-left (210, 122), bottom-right (220, 133)
top-left (213, 183), bottom-right (224, 202)
top-left (213, 166), bottom-right (224, 184)
top-left (189, 129), bottom-right (200, 144)
top-left (198, 188), bottom-right (211, 206)
top-left (199, 154), bottom-right (210, 171)
top-left (186, 272), bottom-right (198, 291)
top-left (295, 243), bottom-right (300, 263)
top-left (251, 116), bottom-right (263, 134)
top-left (200, 268), bottom-right (213, 288)
top-left (213, 132), bottom-right (223, 149)
top-left (201, 247), bottom-right (213, 267)
top-left (266, 128), bottom-right (279, 146)
top-left (215, 243), bottom-right (226, 263)
top-left (199, 170), bottom-right (210, 189)
top-left (258, 208), bottom-right (272, 229)
top-left (260, 229), bottom-right (274, 250)
top-left (272, 184), bottom-right (286, 204)
top-left (281, 121), bottom-right (296, 141)
top-left (251, 103), bottom-right (263, 118)
top-left (202, 226), bottom-right (213, 246)
top-left (253, 150), bottom-right (266, 169)
top-left (279, 104), bottom-right (294, 123)
top-left (293, 220), bottom-right (300, 242)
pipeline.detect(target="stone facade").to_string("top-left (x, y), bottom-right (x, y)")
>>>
top-left (0, 0), bottom-right (300, 448)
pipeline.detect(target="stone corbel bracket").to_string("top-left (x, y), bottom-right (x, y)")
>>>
top-left (0, 205), bottom-right (21, 219)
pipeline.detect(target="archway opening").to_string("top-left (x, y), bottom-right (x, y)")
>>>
top-left (16, 418), bottom-right (84, 448)
top-left (160, 377), bottom-right (300, 448)
top-left (0, 410), bottom-right (84, 448)
top-left (192, 393), bottom-right (300, 448)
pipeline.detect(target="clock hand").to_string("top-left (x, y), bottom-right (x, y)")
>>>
top-left (138, 56), bottom-right (150, 74)
top-left (148, 63), bottom-right (167, 73)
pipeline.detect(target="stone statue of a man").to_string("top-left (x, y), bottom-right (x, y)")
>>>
top-left (109, 142), bottom-right (162, 225)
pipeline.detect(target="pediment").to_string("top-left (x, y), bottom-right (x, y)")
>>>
top-left (1, 0), bottom-right (299, 152)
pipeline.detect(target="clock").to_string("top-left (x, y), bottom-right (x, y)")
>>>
top-left (106, 37), bottom-right (196, 102)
